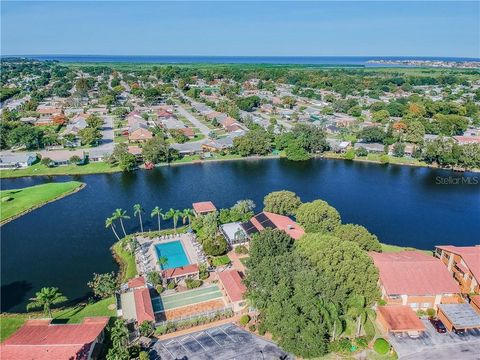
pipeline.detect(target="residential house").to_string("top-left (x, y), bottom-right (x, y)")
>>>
top-left (47, 150), bottom-right (86, 166)
top-left (434, 245), bottom-right (480, 294)
top-left (369, 251), bottom-right (461, 310)
top-left (88, 149), bottom-right (113, 162)
top-left (241, 211), bottom-right (305, 240)
top-left (192, 201), bottom-right (217, 216)
top-left (180, 127), bottom-right (196, 139)
top-left (0, 317), bottom-right (109, 360)
top-left (129, 123), bottom-right (153, 142)
top-left (0, 153), bottom-right (37, 169)
top-left (354, 142), bottom-right (385, 153)
top-left (201, 138), bottom-right (234, 152)
top-left (217, 270), bottom-right (247, 313)
top-left (453, 136), bottom-right (480, 145)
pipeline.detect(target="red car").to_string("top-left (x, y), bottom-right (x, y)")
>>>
top-left (429, 318), bottom-right (447, 333)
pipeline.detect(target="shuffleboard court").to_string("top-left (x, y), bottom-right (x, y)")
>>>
top-left (152, 285), bottom-right (223, 312)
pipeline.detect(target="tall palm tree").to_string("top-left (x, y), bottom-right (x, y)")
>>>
top-left (182, 208), bottom-right (194, 226)
top-left (345, 295), bottom-right (369, 337)
top-left (164, 208), bottom-right (182, 233)
top-left (26, 287), bottom-right (68, 318)
top-left (318, 298), bottom-right (342, 341)
top-left (133, 204), bottom-right (144, 233)
top-left (105, 217), bottom-right (120, 241)
top-left (157, 256), bottom-right (169, 269)
top-left (151, 206), bottom-right (163, 231)
top-left (112, 208), bottom-right (130, 237)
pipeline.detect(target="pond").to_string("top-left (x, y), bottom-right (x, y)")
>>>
top-left (1, 158), bottom-right (479, 312)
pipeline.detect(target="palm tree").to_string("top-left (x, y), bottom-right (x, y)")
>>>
top-left (26, 287), bottom-right (68, 318)
top-left (157, 256), bottom-right (169, 269)
top-left (182, 208), bottom-right (194, 226)
top-left (112, 208), bottom-right (130, 237)
top-left (318, 298), bottom-right (342, 341)
top-left (345, 295), bottom-right (369, 337)
top-left (105, 217), bottom-right (120, 241)
top-left (151, 206), bottom-right (163, 231)
top-left (164, 208), bottom-right (182, 233)
top-left (133, 204), bottom-right (144, 233)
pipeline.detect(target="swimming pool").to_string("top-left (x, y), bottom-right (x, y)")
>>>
top-left (154, 240), bottom-right (190, 270)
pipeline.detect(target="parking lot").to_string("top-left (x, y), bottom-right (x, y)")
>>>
top-left (389, 319), bottom-right (480, 359)
top-left (150, 324), bottom-right (292, 360)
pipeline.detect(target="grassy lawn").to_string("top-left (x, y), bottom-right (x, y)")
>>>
top-left (381, 243), bottom-right (432, 255)
top-left (0, 297), bottom-right (116, 342)
top-left (0, 162), bottom-right (120, 179)
top-left (112, 240), bottom-right (138, 282)
top-left (0, 181), bottom-right (84, 223)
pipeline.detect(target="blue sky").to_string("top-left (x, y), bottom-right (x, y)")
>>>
top-left (2, 1), bottom-right (479, 57)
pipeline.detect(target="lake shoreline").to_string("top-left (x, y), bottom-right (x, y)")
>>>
top-left (0, 153), bottom-right (478, 179)
top-left (0, 182), bottom-right (86, 226)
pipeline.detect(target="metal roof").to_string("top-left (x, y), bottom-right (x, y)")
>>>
top-left (438, 303), bottom-right (480, 329)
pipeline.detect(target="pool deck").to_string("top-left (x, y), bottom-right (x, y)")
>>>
top-left (135, 233), bottom-right (199, 274)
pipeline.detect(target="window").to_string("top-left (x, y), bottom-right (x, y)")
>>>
top-left (409, 303), bottom-right (419, 308)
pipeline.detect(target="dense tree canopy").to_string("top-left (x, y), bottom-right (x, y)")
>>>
top-left (334, 224), bottom-right (382, 252)
top-left (295, 200), bottom-right (341, 233)
top-left (263, 190), bottom-right (302, 216)
top-left (296, 234), bottom-right (379, 306)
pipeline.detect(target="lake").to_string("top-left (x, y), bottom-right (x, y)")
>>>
top-left (1, 158), bottom-right (479, 312)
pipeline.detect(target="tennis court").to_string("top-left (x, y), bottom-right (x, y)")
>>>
top-left (152, 284), bottom-right (223, 312)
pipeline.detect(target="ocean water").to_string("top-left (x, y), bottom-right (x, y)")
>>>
top-left (4, 55), bottom-right (479, 66)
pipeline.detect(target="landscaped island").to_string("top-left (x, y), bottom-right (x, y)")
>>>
top-left (0, 181), bottom-right (85, 224)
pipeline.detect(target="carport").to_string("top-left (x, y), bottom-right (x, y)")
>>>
top-left (376, 305), bottom-right (426, 334)
top-left (438, 303), bottom-right (480, 332)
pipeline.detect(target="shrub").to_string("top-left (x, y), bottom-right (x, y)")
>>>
top-left (40, 157), bottom-right (53, 166)
top-left (199, 264), bottom-right (209, 280)
top-left (329, 338), bottom-right (352, 353)
top-left (248, 324), bottom-right (256, 332)
top-left (364, 319), bottom-right (376, 342)
top-left (258, 322), bottom-right (266, 336)
top-left (344, 149), bottom-right (355, 160)
top-left (155, 325), bottom-right (167, 335)
top-left (239, 314), bottom-right (250, 326)
top-left (379, 155), bottom-right (390, 164)
top-left (234, 245), bottom-right (249, 255)
top-left (139, 321), bottom-right (154, 337)
top-left (167, 282), bottom-right (176, 290)
top-left (427, 308), bottom-right (436, 318)
top-left (416, 309), bottom-right (427, 317)
top-left (185, 278), bottom-right (202, 289)
top-left (147, 271), bottom-right (161, 286)
top-left (355, 147), bottom-right (368, 157)
top-left (212, 255), bottom-right (231, 267)
top-left (155, 284), bottom-right (164, 294)
top-left (203, 235), bottom-right (228, 256)
top-left (355, 337), bottom-right (368, 349)
top-left (139, 352), bottom-right (149, 360)
top-left (87, 272), bottom-right (117, 299)
top-left (373, 338), bottom-right (390, 355)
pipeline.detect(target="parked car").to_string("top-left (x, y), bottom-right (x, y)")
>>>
top-left (429, 318), bottom-right (447, 333)
top-left (407, 330), bottom-right (420, 339)
top-left (453, 328), bottom-right (466, 335)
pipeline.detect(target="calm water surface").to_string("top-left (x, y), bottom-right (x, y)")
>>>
top-left (1, 158), bottom-right (479, 312)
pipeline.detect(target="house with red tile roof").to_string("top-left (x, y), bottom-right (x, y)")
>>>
top-left (128, 123), bottom-right (153, 142)
top-left (434, 245), bottom-right (480, 294)
top-left (192, 201), bottom-right (217, 216)
top-left (241, 211), bottom-right (305, 240)
top-left (180, 127), bottom-right (195, 139)
top-left (218, 270), bottom-right (247, 312)
top-left (370, 251), bottom-right (461, 310)
top-left (0, 317), bottom-right (109, 360)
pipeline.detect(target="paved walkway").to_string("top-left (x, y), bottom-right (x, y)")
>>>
top-left (227, 250), bottom-right (246, 274)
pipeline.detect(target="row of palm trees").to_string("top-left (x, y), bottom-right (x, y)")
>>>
top-left (105, 204), bottom-right (195, 240)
